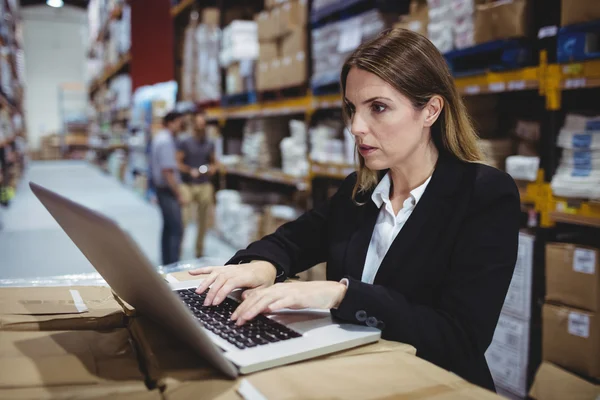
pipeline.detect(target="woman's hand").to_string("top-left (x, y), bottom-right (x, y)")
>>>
top-left (189, 261), bottom-right (277, 307)
top-left (231, 281), bottom-right (347, 326)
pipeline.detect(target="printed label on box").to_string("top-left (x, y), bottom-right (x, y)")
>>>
top-left (571, 167), bottom-right (592, 177)
top-left (296, 51), bottom-right (305, 61)
top-left (573, 248), bottom-right (596, 274)
top-left (585, 120), bottom-right (600, 130)
top-left (572, 133), bottom-right (592, 149)
top-left (572, 151), bottom-right (592, 167)
top-left (501, 233), bottom-right (534, 319)
top-left (568, 312), bottom-right (590, 338)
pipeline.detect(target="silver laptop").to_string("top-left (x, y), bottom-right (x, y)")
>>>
top-left (30, 182), bottom-right (380, 378)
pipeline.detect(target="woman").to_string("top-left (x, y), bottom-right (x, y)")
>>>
top-left (190, 29), bottom-right (520, 391)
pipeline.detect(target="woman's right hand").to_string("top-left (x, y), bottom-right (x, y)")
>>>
top-left (188, 261), bottom-right (278, 307)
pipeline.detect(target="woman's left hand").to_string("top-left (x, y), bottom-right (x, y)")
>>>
top-left (231, 281), bottom-right (347, 326)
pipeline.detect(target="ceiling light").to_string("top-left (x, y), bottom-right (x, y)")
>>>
top-left (47, 0), bottom-right (64, 8)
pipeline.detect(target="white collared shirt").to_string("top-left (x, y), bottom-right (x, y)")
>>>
top-left (361, 172), bottom-right (432, 284)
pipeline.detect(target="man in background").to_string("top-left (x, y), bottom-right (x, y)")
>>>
top-left (150, 111), bottom-right (186, 265)
top-left (177, 109), bottom-right (217, 258)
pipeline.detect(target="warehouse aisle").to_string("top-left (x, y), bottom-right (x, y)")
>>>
top-left (0, 160), bottom-right (236, 281)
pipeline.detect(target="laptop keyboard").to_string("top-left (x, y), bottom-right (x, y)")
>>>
top-left (176, 288), bottom-right (302, 349)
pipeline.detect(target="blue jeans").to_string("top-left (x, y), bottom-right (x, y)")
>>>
top-left (156, 189), bottom-right (183, 265)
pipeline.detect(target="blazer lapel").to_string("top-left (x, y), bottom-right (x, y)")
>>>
top-left (343, 195), bottom-right (380, 281)
top-left (373, 153), bottom-right (467, 285)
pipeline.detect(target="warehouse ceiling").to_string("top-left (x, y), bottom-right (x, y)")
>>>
top-left (19, 0), bottom-right (88, 9)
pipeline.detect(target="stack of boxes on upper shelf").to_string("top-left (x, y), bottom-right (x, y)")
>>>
top-left (181, 8), bottom-right (221, 103)
top-left (551, 114), bottom-right (600, 200)
top-left (255, 0), bottom-right (308, 92)
top-left (311, 9), bottom-right (396, 90)
top-left (485, 231), bottom-right (536, 399)
top-left (395, 0), bottom-right (529, 53)
top-left (542, 242), bottom-right (600, 386)
top-left (87, 0), bottom-right (131, 83)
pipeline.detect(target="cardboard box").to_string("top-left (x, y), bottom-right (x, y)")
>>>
top-left (270, 58), bottom-right (283, 89)
top-left (281, 52), bottom-right (307, 87)
top-left (543, 303), bottom-right (599, 379)
top-left (0, 329), bottom-right (145, 390)
top-left (561, 0), bottom-right (600, 27)
top-left (0, 286), bottom-right (128, 331)
top-left (529, 361), bottom-right (600, 400)
top-left (255, 61), bottom-right (271, 91)
top-left (393, 0), bottom-right (429, 37)
top-left (278, 0), bottom-right (308, 36)
top-left (259, 41), bottom-right (279, 62)
top-left (546, 243), bottom-right (599, 312)
top-left (485, 312), bottom-right (530, 397)
top-left (501, 232), bottom-right (534, 319)
top-left (474, 0), bottom-right (530, 44)
top-left (201, 8), bottom-right (220, 26)
top-left (255, 9), bottom-right (280, 41)
top-left (236, 351), bottom-right (501, 399)
top-left (282, 26), bottom-right (306, 57)
top-left (225, 63), bottom-right (243, 95)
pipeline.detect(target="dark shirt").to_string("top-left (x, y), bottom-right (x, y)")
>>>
top-left (178, 136), bottom-right (214, 184)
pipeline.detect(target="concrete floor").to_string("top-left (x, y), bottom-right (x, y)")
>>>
top-left (0, 160), bottom-right (236, 282)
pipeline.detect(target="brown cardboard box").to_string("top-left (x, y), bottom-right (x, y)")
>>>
top-left (542, 303), bottom-right (600, 379)
top-left (546, 243), bottom-right (599, 312)
top-left (255, 61), bottom-right (271, 91)
top-left (393, 0), bottom-right (429, 37)
top-left (561, 0), bottom-right (600, 27)
top-left (529, 361), bottom-right (600, 400)
top-left (256, 11), bottom-right (274, 41)
top-left (259, 41), bottom-right (279, 62)
top-left (164, 350), bottom-right (500, 400)
top-left (474, 0), bottom-right (530, 44)
top-left (0, 384), bottom-right (162, 400)
top-left (281, 26), bottom-right (306, 57)
top-left (202, 8), bottom-right (220, 26)
top-left (270, 58), bottom-right (283, 89)
top-left (281, 52), bottom-right (307, 87)
top-left (0, 286), bottom-right (127, 331)
top-left (0, 329), bottom-right (146, 391)
top-left (278, 0), bottom-right (308, 36)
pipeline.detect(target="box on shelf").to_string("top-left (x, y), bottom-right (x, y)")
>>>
top-left (256, 60), bottom-right (271, 91)
top-left (394, 0), bottom-right (429, 37)
top-left (225, 60), bottom-right (254, 95)
top-left (474, 0), bottom-right (530, 44)
top-left (0, 286), bottom-right (128, 331)
top-left (259, 41), bottom-right (279, 61)
top-left (546, 243), bottom-right (599, 313)
top-left (479, 138), bottom-right (514, 170)
top-left (281, 51), bottom-right (307, 87)
top-left (561, 0), bottom-right (600, 27)
top-left (485, 312), bottom-right (531, 398)
top-left (279, 0), bottom-right (308, 36)
top-left (529, 361), bottom-right (600, 400)
top-left (201, 7), bottom-right (220, 26)
top-left (542, 303), bottom-right (599, 379)
top-left (282, 26), bottom-right (307, 57)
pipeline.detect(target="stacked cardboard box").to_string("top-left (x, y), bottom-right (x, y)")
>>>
top-left (479, 138), bottom-right (514, 170)
top-left (485, 231), bottom-right (535, 398)
top-left (543, 243), bottom-right (600, 380)
top-left (311, 9), bottom-right (395, 89)
top-left (0, 286), bottom-right (158, 398)
top-left (551, 114), bottom-right (600, 200)
top-left (474, 0), bottom-right (530, 45)
top-left (529, 361), bottom-right (600, 400)
top-left (39, 134), bottom-right (62, 160)
top-left (241, 118), bottom-right (289, 169)
top-left (394, 0), bottom-right (429, 37)
top-left (255, 0), bottom-right (308, 91)
top-left (561, 0), bottom-right (600, 27)
top-left (280, 119), bottom-right (308, 177)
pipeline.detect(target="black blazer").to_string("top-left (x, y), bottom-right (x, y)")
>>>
top-left (228, 152), bottom-right (521, 391)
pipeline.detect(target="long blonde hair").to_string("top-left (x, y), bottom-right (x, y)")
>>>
top-left (340, 28), bottom-right (483, 201)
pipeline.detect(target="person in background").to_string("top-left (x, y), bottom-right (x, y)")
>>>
top-left (150, 111), bottom-right (186, 265)
top-left (177, 108), bottom-right (218, 258)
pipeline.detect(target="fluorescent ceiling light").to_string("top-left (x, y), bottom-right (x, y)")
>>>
top-left (47, 0), bottom-right (64, 7)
